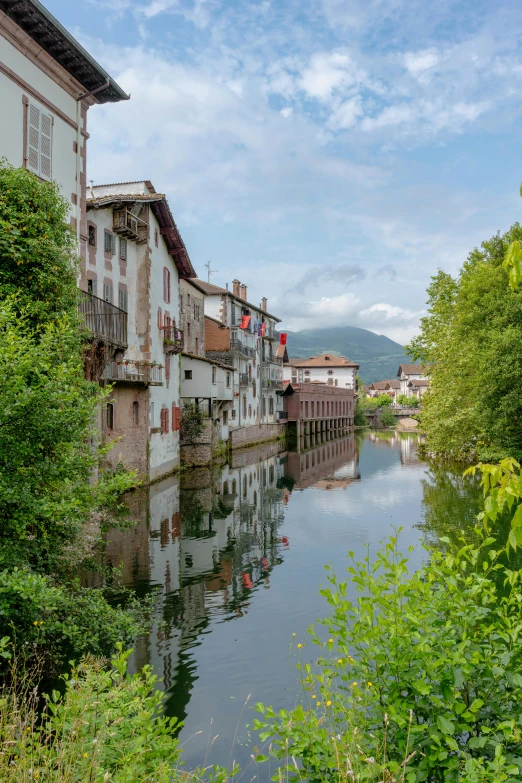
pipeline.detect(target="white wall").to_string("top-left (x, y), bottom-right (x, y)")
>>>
top-left (285, 364), bottom-right (356, 388)
top-left (0, 33), bottom-right (81, 223)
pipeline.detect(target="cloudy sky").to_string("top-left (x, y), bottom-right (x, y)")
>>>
top-left (49, 0), bottom-right (522, 344)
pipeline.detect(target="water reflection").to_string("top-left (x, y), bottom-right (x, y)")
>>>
top-left (104, 430), bottom-right (486, 770)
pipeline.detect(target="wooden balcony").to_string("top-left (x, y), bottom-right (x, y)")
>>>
top-left (113, 207), bottom-right (148, 243)
top-left (163, 325), bottom-right (184, 354)
top-left (102, 361), bottom-right (163, 386)
top-left (78, 292), bottom-right (127, 348)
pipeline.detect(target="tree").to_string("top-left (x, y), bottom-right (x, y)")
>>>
top-left (407, 223), bottom-right (522, 460)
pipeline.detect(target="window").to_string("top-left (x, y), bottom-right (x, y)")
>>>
top-left (248, 404), bottom-right (252, 418)
top-left (118, 288), bottom-right (128, 312)
top-left (184, 370), bottom-right (192, 380)
top-left (269, 396), bottom-right (274, 415)
top-left (223, 410), bottom-right (228, 425)
top-left (212, 366), bottom-right (216, 383)
top-left (226, 372), bottom-right (231, 388)
top-left (195, 337), bottom-right (199, 354)
top-left (231, 409), bottom-right (236, 419)
top-left (252, 380), bottom-right (256, 398)
top-left (187, 322), bottom-right (191, 336)
top-left (87, 278), bottom-right (96, 296)
top-left (304, 370), bottom-right (310, 375)
top-left (335, 379), bottom-right (338, 386)
top-left (103, 284), bottom-right (113, 304)
top-left (119, 238), bottom-right (127, 260)
top-left (154, 228), bottom-right (159, 247)
top-left (327, 370), bottom-right (334, 375)
top-left (172, 406), bottom-right (181, 431)
top-left (88, 225), bottom-right (96, 247)
top-left (242, 396), bottom-right (247, 418)
top-left (163, 267), bottom-right (171, 303)
top-left (106, 403), bottom-right (114, 429)
top-left (104, 231), bottom-right (115, 254)
top-left (160, 407), bottom-right (170, 434)
top-left (292, 374), bottom-right (297, 384)
top-left (150, 402), bottom-right (155, 428)
top-left (27, 102), bottom-right (52, 180)
top-left (132, 401), bottom-right (139, 425)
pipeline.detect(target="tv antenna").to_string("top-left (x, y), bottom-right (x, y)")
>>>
top-left (205, 258), bottom-right (219, 282)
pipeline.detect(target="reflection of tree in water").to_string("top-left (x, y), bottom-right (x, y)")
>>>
top-left (180, 492), bottom-right (215, 539)
top-left (419, 460), bottom-right (522, 579)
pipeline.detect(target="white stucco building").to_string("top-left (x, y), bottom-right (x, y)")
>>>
top-left (284, 354), bottom-right (359, 389)
top-left (0, 0), bottom-right (128, 279)
top-left (86, 180), bottom-right (196, 481)
top-left (397, 363), bottom-right (429, 397)
top-left (180, 354), bottom-right (236, 443)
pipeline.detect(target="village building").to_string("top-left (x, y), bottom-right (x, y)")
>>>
top-left (284, 354), bottom-right (359, 389)
top-left (190, 279), bottom-right (285, 448)
top-left (86, 180), bottom-right (195, 481)
top-left (407, 378), bottom-right (430, 399)
top-left (0, 0), bottom-right (128, 277)
top-left (368, 379), bottom-right (400, 403)
top-left (282, 381), bottom-right (355, 439)
top-left (397, 363), bottom-right (429, 397)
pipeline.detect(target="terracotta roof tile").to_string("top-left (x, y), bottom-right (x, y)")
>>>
top-left (289, 353), bottom-right (359, 368)
top-left (398, 363), bottom-right (425, 375)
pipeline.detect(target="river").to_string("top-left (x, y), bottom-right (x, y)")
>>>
top-left (104, 430), bottom-right (483, 772)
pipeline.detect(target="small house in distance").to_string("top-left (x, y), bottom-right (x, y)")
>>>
top-left (283, 354), bottom-right (359, 389)
top-left (397, 364), bottom-right (429, 397)
top-left (368, 379), bottom-right (400, 403)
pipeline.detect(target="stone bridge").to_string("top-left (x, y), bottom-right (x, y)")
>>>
top-left (364, 407), bottom-right (420, 426)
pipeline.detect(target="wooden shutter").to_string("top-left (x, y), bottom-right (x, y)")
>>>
top-left (112, 233), bottom-right (116, 255)
top-left (158, 308), bottom-right (163, 329)
top-left (119, 238), bottom-right (127, 260)
top-left (105, 231), bottom-right (111, 253)
top-left (118, 289), bottom-right (128, 312)
top-left (27, 103), bottom-right (40, 175)
top-left (165, 408), bottom-right (169, 433)
top-left (39, 111), bottom-right (52, 180)
top-left (172, 405), bottom-right (181, 432)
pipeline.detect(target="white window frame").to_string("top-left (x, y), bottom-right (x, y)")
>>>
top-left (27, 101), bottom-right (53, 181)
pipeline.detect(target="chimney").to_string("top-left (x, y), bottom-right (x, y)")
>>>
top-left (261, 297), bottom-right (267, 311)
top-left (232, 279), bottom-right (240, 297)
top-left (240, 283), bottom-right (247, 300)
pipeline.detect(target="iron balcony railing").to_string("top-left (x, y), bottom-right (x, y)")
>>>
top-left (239, 373), bottom-right (251, 386)
top-left (102, 361), bottom-right (163, 385)
top-left (262, 378), bottom-right (284, 390)
top-left (79, 292), bottom-right (127, 348)
top-left (162, 325), bottom-right (184, 354)
top-left (262, 366), bottom-right (283, 381)
top-left (230, 336), bottom-right (256, 358)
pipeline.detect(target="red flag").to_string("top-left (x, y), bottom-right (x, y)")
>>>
top-left (259, 323), bottom-right (267, 337)
top-left (240, 315), bottom-right (251, 330)
top-left (279, 332), bottom-right (287, 345)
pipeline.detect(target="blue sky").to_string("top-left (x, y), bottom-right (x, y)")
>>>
top-left (48, 0), bottom-right (522, 343)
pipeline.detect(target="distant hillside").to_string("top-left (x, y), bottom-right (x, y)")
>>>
top-left (286, 327), bottom-right (410, 384)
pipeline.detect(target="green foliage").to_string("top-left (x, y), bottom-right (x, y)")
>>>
top-left (0, 570), bottom-right (148, 675)
top-left (0, 161), bottom-right (79, 326)
top-left (253, 463), bottom-right (522, 782)
top-left (408, 223), bottom-right (522, 461)
top-left (354, 401), bottom-right (369, 426)
top-left (379, 407), bottom-right (396, 427)
top-left (398, 393), bottom-right (418, 407)
top-left (181, 403), bottom-right (204, 443)
top-left (1, 644), bottom-right (235, 783)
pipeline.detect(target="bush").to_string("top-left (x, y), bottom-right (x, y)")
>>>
top-left (354, 401), bottom-right (369, 426)
top-left (0, 644), bottom-right (233, 783)
top-left (181, 403), bottom-right (204, 443)
top-left (379, 408), bottom-right (396, 427)
top-left (253, 461), bottom-right (522, 782)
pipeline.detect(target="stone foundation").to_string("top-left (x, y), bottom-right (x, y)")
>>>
top-left (229, 423), bottom-right (285, 450)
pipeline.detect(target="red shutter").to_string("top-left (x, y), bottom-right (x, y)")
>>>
top-left (158, 308), bottom-right (163, 329)
top-left (166, 408), bottom-right (170, 433)
top-left (172, 405), bottom-right (181, 432)
top-left (163, 268), bottom-right (167, 302)
top-left (167, 269), bottom-right (171, 303)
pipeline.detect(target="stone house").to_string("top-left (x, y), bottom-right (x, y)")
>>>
top-left (407, 378), bottom-right (430, 399)
top-left (179, 279), bottom-right (205, 357)
top-left (86, 180), bottom-right (196, 481)
top-left (284, 354), bottom-right (359, 389)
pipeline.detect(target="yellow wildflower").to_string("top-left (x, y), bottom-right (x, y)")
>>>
top-left (351, 681), bottom-right (358, 688)
top-left (83, 753), bottom-right (88, 758)
top-left (316, 702), bottom-right (321, 707)
top-left (297, 643), bottom-right (302, 648)
top-left (311, 694), bottom-right (316, 699)
top-left (337, 658), bottom-right (343, 664)
top-left (326, 700), bottom-right (332, 706)
top-left (33, 621), bottom-right (38, 626)
top-left (367, 682), bottom-right (373, 687)
top-left (328, 638), bottom-right (333, 643)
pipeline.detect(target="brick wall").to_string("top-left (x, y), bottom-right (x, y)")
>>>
top-left (205, 316), bottom-right (231, 351)
top-left (229, 423), bottom-right (285, 450)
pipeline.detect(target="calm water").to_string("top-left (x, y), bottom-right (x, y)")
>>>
top-left (105, 430), bottom-right (483, 771)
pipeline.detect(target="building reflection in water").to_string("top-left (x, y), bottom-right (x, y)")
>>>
top-left (366, 430), bottom-right (425, 466)
top-left (105, 439), bottom-right (288, 723)
top-left (103, 432), bottom-right (363, 728)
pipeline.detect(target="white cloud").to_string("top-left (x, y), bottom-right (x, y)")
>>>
top-left (299, 51), bottom-right (362, 102)
top-left (404, 48), bottom-right (440, 79)
top-left (328, 95), bottom-right (364, 129)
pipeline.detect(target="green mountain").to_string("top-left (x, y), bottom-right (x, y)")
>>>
top-left (286, 327), bottom-right (410, 384)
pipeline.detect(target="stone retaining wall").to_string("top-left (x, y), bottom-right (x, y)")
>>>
top-left (229, 423), bottom-right (285, 450)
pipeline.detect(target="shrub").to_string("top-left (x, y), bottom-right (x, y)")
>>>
top-left (254, 461), bottom-right (522, 782)
top-left (379, 408), bottom-right (396, 427)
top-left (0, 644), bottom-right (234, 783)
top-left (181, 403), bottom-right (204, 443)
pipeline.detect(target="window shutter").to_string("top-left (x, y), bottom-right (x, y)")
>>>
top-left (158, 308), bottom-right (163, 329)
top-left (105, 232), bottom-right (111, 253)
top-left (27, 103), bottom-right (40, 175)
top-left (118, 289), bottom-right (128, 312)
top-left (119, 238), bottom-right (127, 260)
top-left (103, 284), bottom-right (113, 303)
top-left (172, 405), bottom-right (181, 432)
top-left (39, 111), bottom-right (52, 180)
top-left (112, 234), bottom-right (116, 255)
top-left (165, 408), bottom-right (170, 433)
